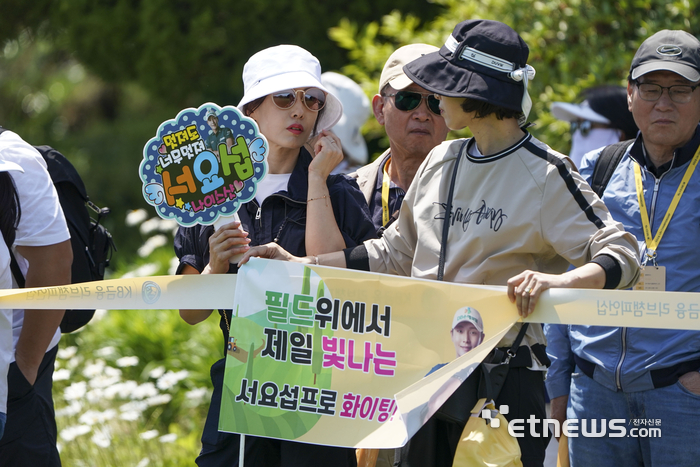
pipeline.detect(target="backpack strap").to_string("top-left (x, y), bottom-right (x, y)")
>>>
top-left (9, 250), bottom-right (26, 288)
top-left (590, 139), bottom-right (634, 197)
top-left (437, 139), bottom-right (470, 281)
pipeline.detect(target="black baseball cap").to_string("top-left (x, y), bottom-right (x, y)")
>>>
top-left (403, 20), bottom-right (531, 113)
top-left (630, 30), bottom-right (700, 82)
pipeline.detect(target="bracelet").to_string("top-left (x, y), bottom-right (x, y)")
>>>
top-left (307, 195), bottom-right (328, 205)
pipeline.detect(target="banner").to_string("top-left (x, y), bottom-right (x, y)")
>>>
top-left (217, 258), bottom-right (700, 448)
top-left (2, 258), bottom-right (700, 448)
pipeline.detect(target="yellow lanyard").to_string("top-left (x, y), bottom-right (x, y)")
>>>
top-left (633, 144), bottom-right (700, 262)
top-left (381, 156), bottom-right (392, 227)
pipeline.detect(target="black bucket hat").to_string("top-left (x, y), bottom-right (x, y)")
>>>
top-left (404, 20), bottom-right (535, 120)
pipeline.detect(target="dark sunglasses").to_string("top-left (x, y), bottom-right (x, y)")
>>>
top-left (271, 88), bottom-right (326, 111)
top-left (385, 91), bottom-right (441, 115)
top-left (570, 120), bottom-right (610, 137)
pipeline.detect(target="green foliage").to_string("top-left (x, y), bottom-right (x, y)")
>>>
top-left (47, 0), bottom-right (443, 106)
top-left (331, 0), bottom-right (698, 157)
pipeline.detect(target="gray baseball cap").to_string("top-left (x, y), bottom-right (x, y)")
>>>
top-left (630, 30), bottom-right (700, 82)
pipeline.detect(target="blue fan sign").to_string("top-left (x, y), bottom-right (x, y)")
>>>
top-left (139, 103), bottom-right (268, 226)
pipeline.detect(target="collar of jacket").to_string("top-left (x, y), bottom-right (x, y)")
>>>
top-left (278, 146), bottom-right (314, 203)
top-left (629, 124), bottom-right (700, 172)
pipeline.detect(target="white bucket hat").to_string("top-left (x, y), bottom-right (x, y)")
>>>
top-left (238, 45), bottom-right (343, 136)
top-left (321, 72), bottom-right (370, 166)
top-left (550, 100), bottom-right (610, 124)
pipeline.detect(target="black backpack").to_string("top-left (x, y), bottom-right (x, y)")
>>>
top-left (1, 128), bottom-right (117, 332)
top-left (589, 139), bottom-right (634, 197)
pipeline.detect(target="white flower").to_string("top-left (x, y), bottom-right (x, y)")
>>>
top-left (116, 356), bottom-right (139, 367)
top-left (125, 209), bottom-right (148, 226)
top-left (56, 401), bottom-right (82, 417)
top-left (104, 380), bottom-right (138, 399)
top-left (57, 346), bottom-right (77, 360)
top-left (53, 368), bottom-right (71, 381)
top-left (140, 430), bottom-right (159, 440)
top-left (120, 410), bottom-right (140, 421)
top-left (105, 366), bottom-right (122, 377)
top-left (67, 356), bottom-right (81, 369)
top-left (86, 388), bottom-right (105, 404)
top-left (139, 217), bottom-right (162, 234)
top-left (121, 263), bottom-right (159, 279)
top-left (157, 219), bottom-right (178, 233)
top-left (131, 382), bottom-right (158, 399)
top-left (185, 387), bottom-right (208, 401)
top-left (64, 381), bottom-right (87, 401)
top-left (92, 427), bottom-right (111, 448)
top-left (89, 374), bottom-right (121, 389)
top-left (148, 366), bottom-right (165, 379)
top-left (120, 400), bottom-right (148, 414)
top-left (168, 256), bottom-right (180, 275)
top-left (136, 458), bottom-right (150, 467)
top-left (146, 394), bottom-right (172, 406)
top-left (79, 410), bottom-right (102, 426)
top-left (137, 235), bottom-right (168, 258)
top-left (156, 370), bottom-right (189, 390)
top-left (83, 359), bottom-right (106, 378)
top-left (92, 309), bottom-right (108, 322)
top-left (60, 424), bottom-right (91, 442)
top-left (159, 433), bottom-right (177, 443)
top-left (95, 346), bottom-right (116, 358)
top-left (79, 409), bottom-right (117, 426)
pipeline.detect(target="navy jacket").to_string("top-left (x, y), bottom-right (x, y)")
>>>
top-left (174, 147), bottom-right (376, 353)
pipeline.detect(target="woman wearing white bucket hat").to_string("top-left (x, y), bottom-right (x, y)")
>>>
top-left (174, 45), bottom-right (374, 467)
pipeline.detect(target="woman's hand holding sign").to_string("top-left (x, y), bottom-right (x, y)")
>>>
top-left (205, 220), bottom-right (251, 274)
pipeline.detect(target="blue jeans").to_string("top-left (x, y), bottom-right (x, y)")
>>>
top-left (0, 412), bottom-right (5, 440)
top-left (568, 367), bottom-right (700, 466)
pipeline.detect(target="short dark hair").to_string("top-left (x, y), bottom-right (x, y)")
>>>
top-left (0, 172), bottom-right (21, 249)
top-left (460, 97), bottom-right (522, 120)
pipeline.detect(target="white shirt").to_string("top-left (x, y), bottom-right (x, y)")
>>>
top-left (0, 131), bottom-right (70, 357)
top-left (0, 234), bottom-right (12, 414)
top-left (255, 173), bottom-right (291, 205)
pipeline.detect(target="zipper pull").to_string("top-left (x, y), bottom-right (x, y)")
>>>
top-left (255, 207), bottom-right (261, 220)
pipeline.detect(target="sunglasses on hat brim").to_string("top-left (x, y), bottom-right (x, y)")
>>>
top-left (270, 88), bottom-right (326, 111)
top-left (385, 91), bottom-right (441, 115)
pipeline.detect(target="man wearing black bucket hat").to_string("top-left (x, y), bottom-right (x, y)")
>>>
top-left (546, 29), bottom-right (700, 467)
top-left (239, 19), bottom-right (640, 467)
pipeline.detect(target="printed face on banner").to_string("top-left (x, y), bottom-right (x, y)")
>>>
top-left (449, 306), bottom-right (486, 358)
top-left (139, 103), bottom-right (268, 226)
top-left (451, 322), bottom-right (483, 357)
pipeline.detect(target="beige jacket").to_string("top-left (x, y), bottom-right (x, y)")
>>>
top-left (364, 135), bottom-right (640, 349)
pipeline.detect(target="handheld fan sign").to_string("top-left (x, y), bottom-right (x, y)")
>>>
top-left (139, 102), bottom-right (268, 227)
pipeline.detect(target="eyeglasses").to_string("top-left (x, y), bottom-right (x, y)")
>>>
top-left (385, 91), bottom-right (441, 115)
top-left (635, 81), bottom-right (700, 104)
top-left (271, 88), bottom-right (326, 111)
